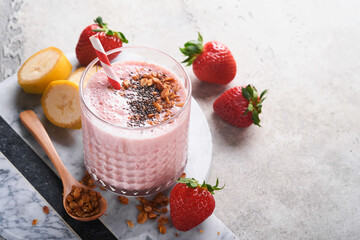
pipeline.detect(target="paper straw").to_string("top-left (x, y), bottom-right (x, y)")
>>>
top-left (89, 35), bottom-right (121, 90)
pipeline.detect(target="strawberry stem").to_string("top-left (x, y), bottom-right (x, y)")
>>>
top-left (242, 84), bottom-right (268, 127)
top-left (179, 32), bottom-right (204, 66)
top-left (94, 16), bottom-right (106, 28)
top-left (93, 16), bottom-right (129, 44)
top-left (177, 177), bottom-right (224, 194)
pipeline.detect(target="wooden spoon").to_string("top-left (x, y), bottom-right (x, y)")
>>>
top-left (19, 110), bottom-right (107, 221)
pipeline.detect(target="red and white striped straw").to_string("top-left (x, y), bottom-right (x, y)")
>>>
top-left (89, 35), bottom-right (121, 90)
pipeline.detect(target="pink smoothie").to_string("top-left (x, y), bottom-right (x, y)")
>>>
top-left (81, 61), bottom-right (190, 195)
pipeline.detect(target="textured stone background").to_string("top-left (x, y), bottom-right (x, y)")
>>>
top-left (0, 0), bottom-right (23, 81)
top-left (1, 0), bottom-right (360, 239)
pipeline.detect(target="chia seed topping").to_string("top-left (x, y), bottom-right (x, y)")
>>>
top-left (118, 69), bottom-right (183, 127)
top-left (126, 77), bottom-right (161, 127)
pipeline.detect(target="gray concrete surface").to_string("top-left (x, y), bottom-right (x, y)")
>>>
top-left (0, 0), bottom-right (23, 81)
top-left (1, 0), bottom-right (360, 239)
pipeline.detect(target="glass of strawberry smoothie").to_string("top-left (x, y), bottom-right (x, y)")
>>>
top-left (79, 47), bottom-right (191, 196)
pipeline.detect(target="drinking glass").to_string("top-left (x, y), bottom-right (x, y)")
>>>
top-left (79, 47), bottom-right (191, 196)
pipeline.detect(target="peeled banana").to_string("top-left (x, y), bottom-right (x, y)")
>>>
top-left (18, 47), bottom-right (72, 94)
top-left (41, 80), bottom-right (81, 129)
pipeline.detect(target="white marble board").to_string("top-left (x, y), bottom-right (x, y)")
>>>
top-left (0, 54), bottom-right (238, 239)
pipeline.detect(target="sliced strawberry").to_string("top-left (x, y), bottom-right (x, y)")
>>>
top-left (213, 84), bottom-right (267, 128)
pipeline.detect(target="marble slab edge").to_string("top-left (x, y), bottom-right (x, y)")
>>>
top-left (0, 116), bottom-right (117, 239)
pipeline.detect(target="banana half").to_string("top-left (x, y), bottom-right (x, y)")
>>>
top-left (41, 80), bottom-right (81, 129)
top-left (18, 47), bottom-right (72, 94)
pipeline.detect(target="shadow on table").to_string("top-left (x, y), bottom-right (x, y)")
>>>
top-left (191, 79), bottom-right (228, 100)
top-left (14, 87), bottom-right (77, 147)
top-left (190, 77), bottom-right (252, 147)
top-left (211, 112), bottom-right (251, 147)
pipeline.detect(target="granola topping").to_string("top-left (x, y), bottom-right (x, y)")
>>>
top-left (119, 67), bottom-right (185, 127)
top-left (85, 62), bottom-right (187, 128)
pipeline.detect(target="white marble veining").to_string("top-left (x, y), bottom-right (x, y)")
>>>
top-left (0, 152), bottom-right (79, 240)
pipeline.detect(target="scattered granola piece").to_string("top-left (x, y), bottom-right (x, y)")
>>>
top-left (32, 219), bottom-right (38, 225)
top-left (148, 212), bottom-right (157, 219)
top-left (137, 211), bottom-right (148, 224)
top-left (118, 196), bottom-right (129, 205)
top-left (126, 220), bottom-right (134, 228)
top-left (80, 172), bottom-right (97, 189)
top-left (136, 205), bottom-right (144, 212)
top-left (175, 233), bottom-right (179, 237)
top-left (134, 192), bottom-right (171, 232)
top-left (159, 224), bottom-right (167, 234)
top-left (43, 206), bottom-right (49, 214)
top-left (180, 172), bottom-right (186, 179)
top-left (199, 230), bottom-right (204, 233)
top-left (144, 206), bottom-right (152, 212)
top-left (218, 231), bottom-right (220, 235)
top-left (158, 216), bottom-right (169, 225)
top-left (153, 192), bottom-right (169, 206)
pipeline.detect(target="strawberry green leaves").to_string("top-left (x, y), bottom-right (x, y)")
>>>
top-left (179, 32), bottom-right (204, 66)
top-left (177, 177), bottom-right (224, 194)
top-left (242, 84), bottom-right (268, 127)
top-left (94, 16), bottom-right (106, 28)
top-left (177, 177), bottom-right (199, 188)
top-left (93, 16), bottom-right (128, 43)
top-left (200, 178), bottom-right (224, 194)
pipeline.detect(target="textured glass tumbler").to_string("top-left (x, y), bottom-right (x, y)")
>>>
top-left (79, 47), bottom-right (191, 196)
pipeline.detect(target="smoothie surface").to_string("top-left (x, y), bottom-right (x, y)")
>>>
top-left (83, 61), bottom-right (187, 128)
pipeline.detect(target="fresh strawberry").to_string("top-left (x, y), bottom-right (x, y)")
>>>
top-left (170, 178), bottom-right (224, 231)
top-left (213, 84), bottom-right (267, 128)
top-left (180, 33), bottom-right (236, 84)
top-left (76, 16), bottom-right (128, 66)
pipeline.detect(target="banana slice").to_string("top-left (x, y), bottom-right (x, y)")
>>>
top-left (18, 47), bottom-right (72, 94)
top-left (41, 80), bottom-right (81, 129)
top-left (68, 66), bottom-right (100, 86)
